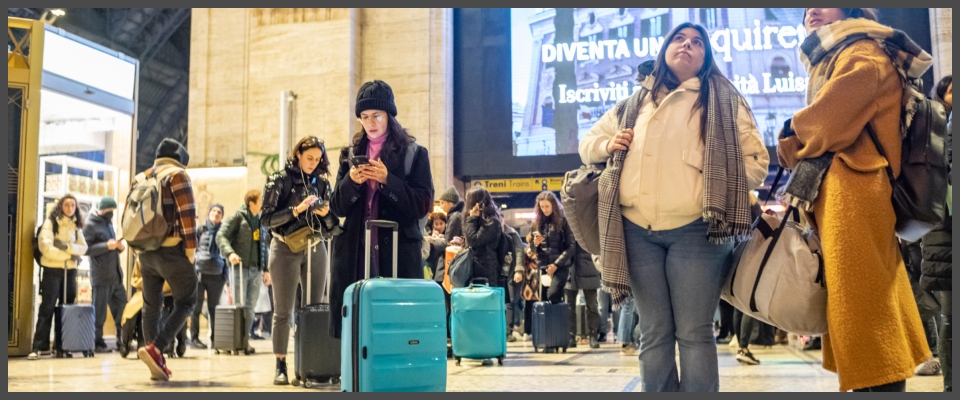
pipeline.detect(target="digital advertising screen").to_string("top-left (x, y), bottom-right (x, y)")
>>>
top-left (511, 8), bottom-right (810, 157)
top-left (454, 8), bottom-right (931, 179)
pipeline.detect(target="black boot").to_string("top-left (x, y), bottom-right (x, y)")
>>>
top-left (274, 358), bottom-right (289, 385)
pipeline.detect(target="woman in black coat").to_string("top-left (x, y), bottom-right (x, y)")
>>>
top-left (329, 80), bottom-right (434, 338)
top-left (525, 191), bottom-right (575, 304)
top-left (462, 186), bottom-right (503, 287)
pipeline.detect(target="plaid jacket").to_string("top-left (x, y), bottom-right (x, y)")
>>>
top-left (147, 158), bottom-right (197, 250)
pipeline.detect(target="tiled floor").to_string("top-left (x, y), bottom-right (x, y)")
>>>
top-left (7, 332), bottom-right (945, 392)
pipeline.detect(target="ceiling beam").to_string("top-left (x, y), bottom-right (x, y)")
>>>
top-left (139, 8), bottom-right (190, 66)
top-left (123, 8), bottom-right (162, 48)
top-left (106, 8), bottom-right (131, 38)
top-left (140, 74), bottom-right (186, 133)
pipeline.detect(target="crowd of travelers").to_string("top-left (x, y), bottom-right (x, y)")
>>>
top-left (25, 8), bottom-right (951, 392)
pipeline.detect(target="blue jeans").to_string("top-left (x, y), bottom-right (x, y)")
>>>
top-left (598, 290), bottom-right (620, 337)
top-left (506, 279), bottom-right (524, 333)
top-left (617, 297), bottom-right (640, 345)
top-left (230, 265), bottom-right (262, 348)
top-left (623, 218), bottom-right (733, 392)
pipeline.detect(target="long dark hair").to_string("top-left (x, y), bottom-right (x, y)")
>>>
top-left (648, 22), bottom-right (751, 142)
top-left (533, 191), bottom-right (565, 234)
top-left (288, 135), bottom-right (331, 177)
top-left (464, 186), bottom-right (501, 225)
top-left (351, 114), bottom-right (417, 167)
top-left (49, 193), bottom-right (83, 234)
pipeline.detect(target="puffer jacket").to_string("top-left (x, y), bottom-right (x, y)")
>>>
top-left (261, 160), bottom-right (341, 241)
top-left (195, 221), bottom-right (226, 275)
top-left (921, 213), bottom-right (952, 291)
top-left (565, 242), bottom-right (601, 291)
top-left (217, 204), bottom-right (267, 271)
top-left (463, 211), bottom-right (504, 287)
top-left (920, 116), bottom-right (951, 292)
top-left (39, 215), bottom-right (88, 269)
top-left (532, 220), bottom-right (576, 271)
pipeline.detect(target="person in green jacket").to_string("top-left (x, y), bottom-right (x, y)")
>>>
top-left (216, 190), bottom-right (267, 354)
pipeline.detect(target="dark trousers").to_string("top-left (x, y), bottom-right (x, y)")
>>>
top-left (940, 290), bottom-right (952, 392)
top-left (190, 272), bottom-right (226, 343)
top-left (565, 288), bottom-right (600, 339)
top-left (161, 295), bottom-right (187, 352)
top-left (139, 246), bottom-right (198, 350)
top-left (92, 282), bottom-right (127, 345)
top-left (736, 310), bottom-right (758, 349)
top-left (32, 267), bottom-right (78, 351)
top-left (717, 300), bottom-right (735, 339)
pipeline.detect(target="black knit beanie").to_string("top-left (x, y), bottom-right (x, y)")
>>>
top-left (156, 138), bottom-right (190, 166)
top-left (355, 80), bottom-right (398, 118)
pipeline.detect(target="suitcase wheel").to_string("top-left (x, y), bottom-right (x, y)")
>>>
top-left (533, 347), bottom-right (538, 353)
top-left (455, 357), bottom-right (462, 367)
top-left (497, 356), bottom-right (504, 366)
top-left (304, 380), bottom-right (314, 389)
top-left (243, 348), bottom-right (252, 355)
top-left (291, 378), bottom-right (301, 387)
top-left (562, 347), bottom-right (567, 354)
top-left (215, 349), bottom-right (220, 355)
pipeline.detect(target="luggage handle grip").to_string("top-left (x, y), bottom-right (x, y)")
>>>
top-left (469, 277), bottom-right (489, 287)
top-left (365, 220), bottom-right (398, 230)
top-left (364, 220), bottom-right (399, 280)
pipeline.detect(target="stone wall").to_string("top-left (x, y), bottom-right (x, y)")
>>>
top-left (929, 8), bottom-right (952, 84)
top-left (187, 8), bottom-right (454, 197)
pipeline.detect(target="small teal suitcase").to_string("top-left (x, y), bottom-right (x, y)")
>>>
top-left (341, 220), bottom-right (447, 392)
top-left (450, 278), bottom-right (506, 366)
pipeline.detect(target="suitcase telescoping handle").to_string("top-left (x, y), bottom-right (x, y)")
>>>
top-left (233, 261), bottom-right (244, 307)
top-left (304, 238), bottom-right (330, 305)
top-left (64, 260), bottom-right (69, 304)
top-left (364, 220), bottom-right (399, 280)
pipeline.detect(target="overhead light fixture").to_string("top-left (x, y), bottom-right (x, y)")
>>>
top-left (41, 9), bottom-right (66, 25)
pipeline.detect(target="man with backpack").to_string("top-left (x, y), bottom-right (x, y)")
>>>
top-left (188, 203), bottom-right (227, 350)
top-left (126, 138), bottom-right (199, 381)
top-left (82, 196), bottom-right (128, 354)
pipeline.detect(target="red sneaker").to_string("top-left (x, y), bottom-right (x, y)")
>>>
top-left (138, 343), bottom-right (171, 381)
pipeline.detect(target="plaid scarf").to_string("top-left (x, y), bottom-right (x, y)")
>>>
top-left (598, 88), bottom-right (645, 306)
top-left (599, 79), bottom-right (752, 306)
top-left (785, 18), bottom-right (933, 210)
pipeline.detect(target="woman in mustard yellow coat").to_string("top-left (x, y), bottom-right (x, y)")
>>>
top-left (778, 8), bottom-right (932, 392)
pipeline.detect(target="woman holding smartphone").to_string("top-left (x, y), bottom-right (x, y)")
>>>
top-left (329, 80), bottom-right (435, 340)
top-left (261, 135), bottom-right (340, 385)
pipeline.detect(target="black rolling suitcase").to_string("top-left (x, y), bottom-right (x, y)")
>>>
top-left (214, 262), bottom-right (250, 355)
top-left (531, 270), bottom-right (570, 353)
top-left (54, 261), bottom-right (96, 358)
top-left (292, 238), bottom-right (341, 388)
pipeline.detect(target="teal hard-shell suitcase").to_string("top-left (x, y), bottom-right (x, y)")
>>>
top-left (340, 220), bottom-right (447, 392)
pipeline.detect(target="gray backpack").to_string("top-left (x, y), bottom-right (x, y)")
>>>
top-left (121, 166), bottom-right (182, 252)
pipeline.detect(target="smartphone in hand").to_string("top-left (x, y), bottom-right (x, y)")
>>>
top-left (350, 155), bottom-right (370, 167)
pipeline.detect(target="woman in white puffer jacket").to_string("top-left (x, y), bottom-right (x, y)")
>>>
top-left (29, 194), bottom-right (89, 359)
